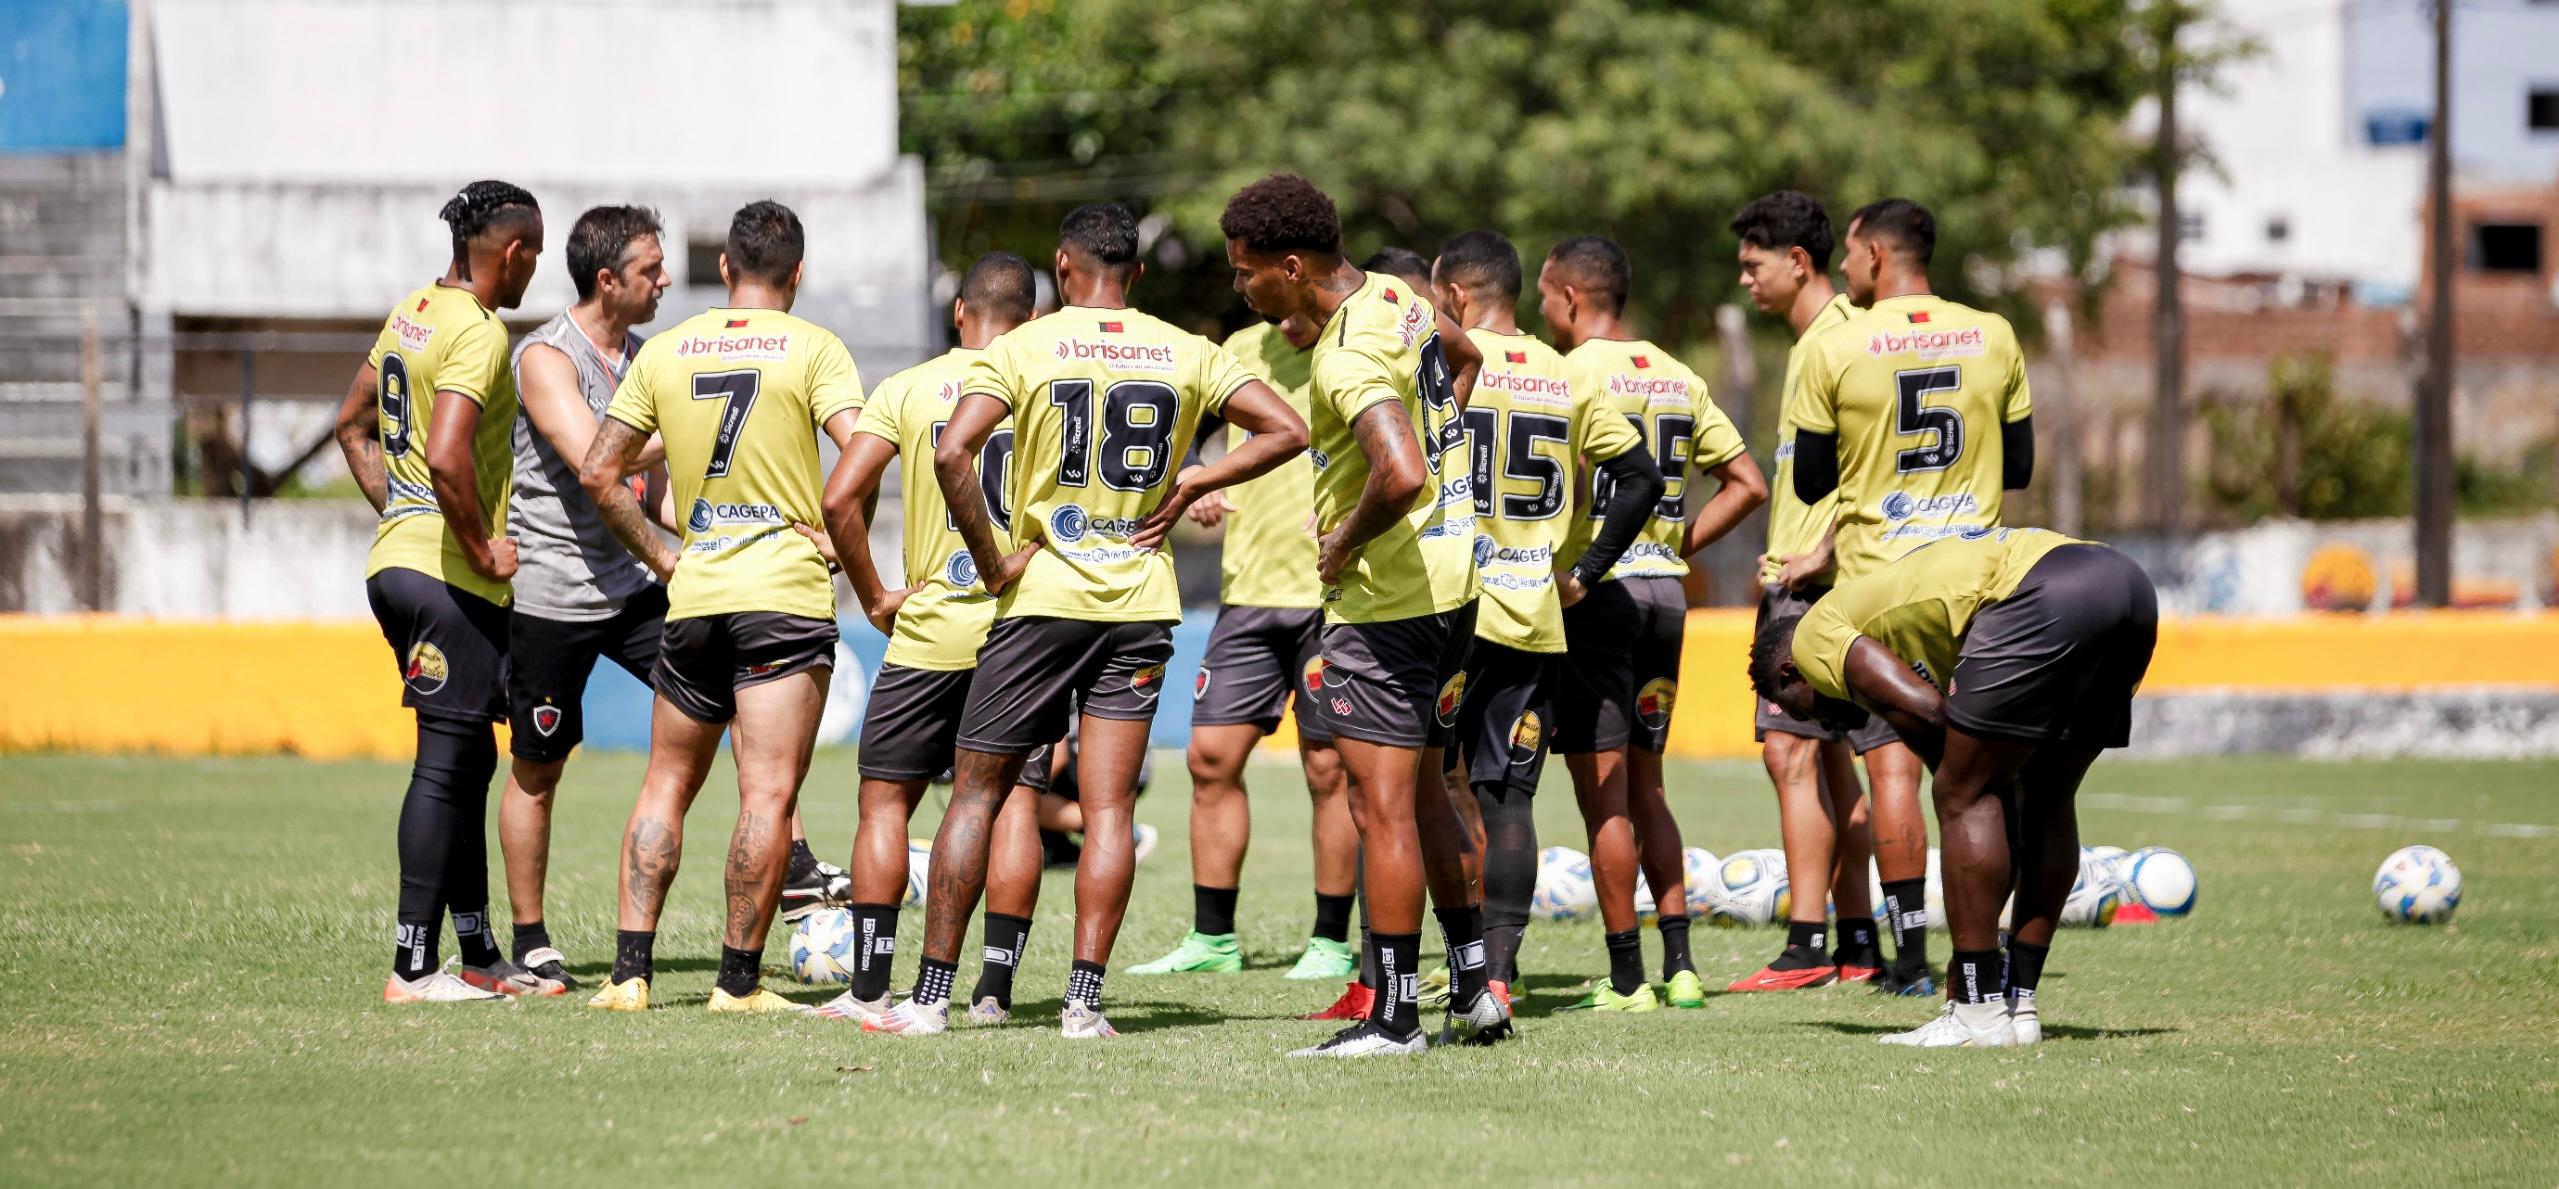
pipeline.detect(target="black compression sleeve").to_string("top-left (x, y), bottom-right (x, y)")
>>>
top-left (1794, 430), bottom-right (1839, 503)
top-left (1571, 444), bottom-right (1666, 586)
top-left (2002, 415), bottom-right (2034, 490)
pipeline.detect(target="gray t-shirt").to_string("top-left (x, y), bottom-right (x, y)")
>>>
top-left (507, 311), bottom-right (660, 621)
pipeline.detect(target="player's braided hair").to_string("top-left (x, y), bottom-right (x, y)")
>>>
top-left (1747, 611), bottom-right (1804, 702)
top-left (1220, 173), bottom-right (1342, 255)
top-left (437, 180), bottom-right (540, 262)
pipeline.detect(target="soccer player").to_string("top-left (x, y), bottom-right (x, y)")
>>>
top-left (1433, 228), bottom-right (1666, 1003)
top-left (1791, 197), bottom-right (2035, 996)
top-left (332, 180), bottom-right (544, 1003)
top-left (1725, 190), bottom-right (1891, 992)
top-left (808, 250), bottom-right (1045, 1025)
top-left (1128, 308), bottom-right (1359, 982)
top-left (1749, 528), bottom-right (2156, 1046)
top-left (577, 200), bottom-right (863, 1015)
top-left (867, 202), bottom-right (1307, 1040)
top-left (1536, 236), bottom-right (1766, 1013)
top-left (1222, 173), bottom-right (1507, 1056)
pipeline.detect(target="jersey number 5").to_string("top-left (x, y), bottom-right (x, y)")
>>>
top-left (1893, 366), bottom-right (1964, 473)
top-left (691, 370), bottom-right (762, 479)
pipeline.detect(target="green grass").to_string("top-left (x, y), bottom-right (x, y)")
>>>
top-left (5, 752), bottom-right (2558, 1184)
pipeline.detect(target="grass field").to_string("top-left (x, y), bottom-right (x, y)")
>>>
top-left (5, 751), bottom-right (2557, 1184)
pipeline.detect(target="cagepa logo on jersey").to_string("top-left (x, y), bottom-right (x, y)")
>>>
top-left (1880, 491), bottom-right (1981, 522)
top-left (1473, 534), bottom-right (1497, 568)
top-left (1050, 503), bottom-right (1089, 543)
top-left (687, 498), bottom-right (713, 533)
top-left (945, 548), bottom-right (979, 588)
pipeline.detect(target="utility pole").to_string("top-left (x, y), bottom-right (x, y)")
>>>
top-left (2149, 2), bottom-right (2188, 541)
top-left (2415, 0), bottom-right (2455, 607)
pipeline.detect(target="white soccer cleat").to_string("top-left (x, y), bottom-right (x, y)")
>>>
top-left (383, 968), bottom-right (508, 1005)
top-left (1880, 1000), bottom-right (2017, 1048)
top-left (1440, 988), bottom-right (1515, 1046)
top-left (1288, 1020), bottom-right (1428, 1058)
top-left (814, 990), bottom-right (892, 1024)
top-left (966, 996), bottom-right (1010, 1026)
top-left (858, 997), bottom-right (950, 1035)
top-left (2008, 994), bottom-right (2042, 1046)
top-left (1059, 1002), bottom-right (1119, 1039)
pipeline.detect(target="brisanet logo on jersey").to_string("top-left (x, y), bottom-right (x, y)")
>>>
top-left (1866, 326), bottom-right (1984, 360)
top-left (1053, 338), bottom-right (1176, 375)
top-left (675, 332), bottom-right (791, 362)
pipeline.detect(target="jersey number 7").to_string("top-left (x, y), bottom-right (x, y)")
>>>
top-left (691, 370), bottom-right (762, 479)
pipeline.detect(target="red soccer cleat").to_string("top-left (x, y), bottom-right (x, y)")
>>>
top-left (2113, 901), bottom-right (2160, 926)
top-left (1726, 960), bottom-right (1840, 992)
top-left (1833, 961), bottom-right (1883, 984)
top-left (1301, 980), bottom-right (1374, 1021)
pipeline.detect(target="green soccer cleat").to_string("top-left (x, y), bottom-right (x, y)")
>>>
top-left (1128, 930), bottom-right (1244, 975)
top-left (1284, 936), bottom-right (1357, 981)
top-left (1417, 966), bottom-right (1451, 1009)
top-left (1663, 969), bottom-right (1708, 1009)
top-left (1553, 981), bottom-right (1661, 1014)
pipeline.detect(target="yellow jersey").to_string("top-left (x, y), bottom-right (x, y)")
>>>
top-left (364, 283), bottom-right (519, 605)
top-left (1792, 527), bottom-right (2078, 710)
top-left (1309, 271), bottom-right (1478, 624)
top-left (1217, 321), bottom-right (1320, 610)
top-left (602, 306), bottom-right (864, 622)
top-left (1762, 293), bottom-right (1859, 586)
top-left (853, 348), bottom-right (1019, 670)
top-left (961, 306), bottom-right (1254, 623)
top-left (1461, 328), bottom-right (1644, 652)
top-left (1558, 339), bottom-right (1747, 582)
top-left (1794, 293), bottom-right (2031, 580)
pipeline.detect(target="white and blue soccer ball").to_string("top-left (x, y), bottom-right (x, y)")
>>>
top-left (1533, 846), bottom-right (1597, 922)
top-left (2062, 848), bottom-right (2124, 928)
top-left (1631, 850), bottom-right (1712, 923)
top-left (1705, 848), bottom-right (1789, 928)
top-left (2089, 844), bottom-right (2132, 884)
top-left (905, 838), bottom-right (933, 908)
top-left (2374, 845), bottom-right (2462, 924)
top-left (2125, 847), bottom-right (2198, 917)
top-left (789, 907), bottom-right (860, 985)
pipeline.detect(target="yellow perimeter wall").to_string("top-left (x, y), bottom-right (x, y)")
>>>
top-left (7, 612), bottom-right (2559, 761)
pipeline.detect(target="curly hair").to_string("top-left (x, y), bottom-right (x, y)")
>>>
top-left (1219, 173), bottom-right (1341, 255)
top-left (1059, 202), bottom-right (1140, 269)
top-left (438, 179), bottom-right (539, 260)
top-left (1747, 611), bottom-right (1804, 702)
top-left (1730, 190), bottom-right (1834, 273)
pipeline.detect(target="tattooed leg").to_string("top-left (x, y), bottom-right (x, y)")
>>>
top-left (725, 669), bottom-right (828, 948)
top-left (923, 746), bottom-right (1031, 965)
top-left (615, 695), bottom-right (723, 931)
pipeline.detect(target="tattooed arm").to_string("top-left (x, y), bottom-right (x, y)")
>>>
top-left (1317, 399), bottom-right (1427, 586)
top-left (934, 393), bottom-right (1039, 595)
top-left (580, 416), bottom-right (679, 581)
top-left (333, 361), bottom-right (388, 514)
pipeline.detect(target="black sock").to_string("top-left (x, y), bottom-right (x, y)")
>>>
top-left (612, 929), bottom-right (654, 985)
top-left (2006, 939), bottom-right (2050, 1004)
top-left (1881, 878), bottom-right (1930, 972)
top-left (850, 903), bottom-right (900, 1001)
top-left (1767, 919), bottom-right (1830, 971)
top-left (511, 920), bottom-right (552, 964)
top-left (787, 838), bottom-right (819, 881)
top-left (973, 912), bottom-right (1032, 1008)
top-left (1838, 918), bottom-right (1881, 962)
top-left (716, 945), bottom-right (762, 998)
top-left (1367, 931), bottom-right (1422, 1038)
top-left (912, 957), bottom-right (957, 1007)
top-left (393, 917), bottom-right (438, 981)
top-left (1787, 919), bottom-right (1828, 953)
top-left (1435, 905), bottom-right (1487, 1005)
top-left (1194, 884), bottom-right (1240, 937)
top-left (450, 907), bottom-right (503, 968)
top-left (1312, 892), bottom-right (1355, 944)
top-left (1605, 929), bottom-right (1645, 996)
top-left (1066, 959), bottom-right (1106, 1010)
top-left (1357, 925), bottom-right (1377, 989)
top-left (1949, 949), bottom-right (2005, 1005)
top-left (1658, 913), bottom-right (1696, 978)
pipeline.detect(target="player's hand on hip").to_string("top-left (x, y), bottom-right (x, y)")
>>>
top-left (1133, 477), bottom-right (1204, 550)
top-left (866, 586), bottom-right (913, 635)
top-left (984, 540), bottom-right (1042, 596)
top-left (1557, 572), bottom-right (1589, 608)
top-left (478, 537), bottom-right (520, 583)
top-left (792, 522), bottom-right (841, 570)
top-left (1316, 528), bottom-right (1354, 587)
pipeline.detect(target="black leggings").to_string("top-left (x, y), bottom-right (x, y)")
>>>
top-left (393, 715), bottom-right (498, 975)
top-left (1475, 783), bottom-right (1537, 985)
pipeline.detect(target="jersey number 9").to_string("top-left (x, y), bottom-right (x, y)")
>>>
top-left (377, 354), bottom-right (414, 459)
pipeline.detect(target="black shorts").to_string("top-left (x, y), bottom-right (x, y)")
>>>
top-left (1311, 601), bottom-right (1478, 750)
top-left (1750, 584), bottom-right (1900, 754)
top-left (955, 617), bottom-right (1176, 753)
top-left (366, 568), bottom-right (509, 724)
top-left (858, 663), bottom-right (973, 782)
top-left (651, 612), bottom-right (838, 725)
top-left (1555, 575), bottom-right (1684, 753)
top-left (507, 585), bottom-right (668, 762)
top-left (1191, 604), bottom-right (1332, 743)
top-left (1950, 544), bottom-right (2159, 750)
top-left (1454, 639), bottom-right (1553, 799)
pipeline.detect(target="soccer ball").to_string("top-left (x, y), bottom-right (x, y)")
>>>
top-left (1705, 848), bottom-right (1789, 928)
top-left (789, 907), bottom-right (860, 985)
top-left (2374, 845), bottom-right (2461, 924)
top-left (2089, 844), bottom-right (2132, 883)
top-left (2124, 847), bottom-right (2198, 917)
top-left (2061, 848), bottom-right (2123, 928)
top-left (905, 838), bottom-right (933, 908)
top-left (1533, 846), bottom-right (1597, 922)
